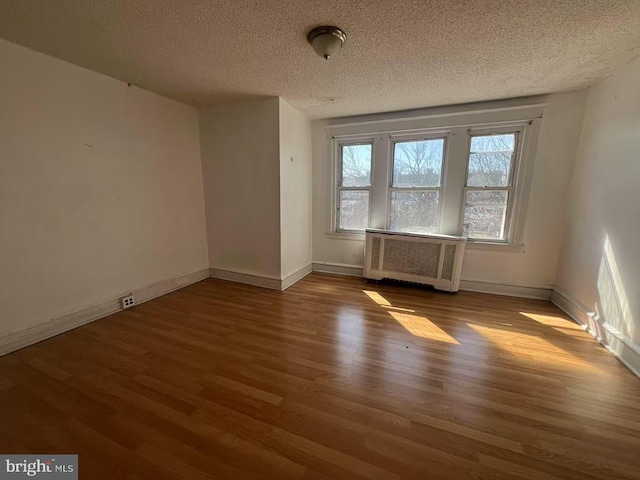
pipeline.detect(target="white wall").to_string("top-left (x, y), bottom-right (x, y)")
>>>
top-left (554, 57), bottom-right (640, 372)
top-left (279, 99), bottom-right (312, 279)
top-left (0, 39), bottom-right (209, 337)
top-left (199, 98), bottom-right (282, 279)
top-left (312, 92), bottom-right (586, 290)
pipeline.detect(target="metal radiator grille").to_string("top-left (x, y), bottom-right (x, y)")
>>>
top-left (382, 239), bottom-right (440, 278)
top-left (370, 237), bottom-right (381, 270)
top-left (441, 244), bottom-right (457, 280)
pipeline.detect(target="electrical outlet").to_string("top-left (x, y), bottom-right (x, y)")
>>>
top-left (121, 295), bottom-right (135, 309)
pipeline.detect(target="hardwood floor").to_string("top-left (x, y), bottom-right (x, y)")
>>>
top-left (1, 273), bottom-right (639, 479)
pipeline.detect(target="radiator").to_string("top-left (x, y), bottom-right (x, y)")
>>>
top-left (364, 229), bottom-right (466, 292)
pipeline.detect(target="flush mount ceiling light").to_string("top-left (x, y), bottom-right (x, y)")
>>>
top-left (307, 26), bottom-right (347, 60)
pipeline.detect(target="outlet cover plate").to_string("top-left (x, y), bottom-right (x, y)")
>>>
top-left (121, 295), bottom-right (135, 309)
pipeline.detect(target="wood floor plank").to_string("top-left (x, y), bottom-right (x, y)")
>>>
top-left (0, 273), bottom-right (639, 479)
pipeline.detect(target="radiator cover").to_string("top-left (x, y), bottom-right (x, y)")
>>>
top-left (364, 229), bottom-right (466, 292)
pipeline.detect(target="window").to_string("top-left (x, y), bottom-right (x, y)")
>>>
top-left (463, 132), bottom-right (519, 241)
top-left (389, 138), bottom-right (445, 233)
top-left (337, 142), bottom-right (372, 231)
top-left (329, 108), bottom-right (540, 246)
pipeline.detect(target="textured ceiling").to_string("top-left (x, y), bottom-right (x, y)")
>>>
top-left (1, 0), bottom-right (640, 119)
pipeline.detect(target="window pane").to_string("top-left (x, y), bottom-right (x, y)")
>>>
top-left (341, 144), bottom-right (372, 187)
top-left (467, 134), bottom-right (516, 187)
top-left (390, 191), bottom-right (439, 233)
top-left (463, 190), bottom-right (508, 239)
top-left (393, 139), bottom-right (444, 187)
top-left (339, 190), bottom-right (369, 230)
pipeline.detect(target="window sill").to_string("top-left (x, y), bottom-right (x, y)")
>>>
top-left (466, 241), bottom-right (524, 253)
top-left (325, 232), bottom-right (524, 251)
top-left (326, 232), bottom-right (366, 241)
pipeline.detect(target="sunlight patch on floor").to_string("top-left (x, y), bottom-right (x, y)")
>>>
top-left (363, 290), bottom-right (457, 343)
top-left (363, 290), bottom-right (391, 306)
top-left (363, 290), bottom-right (415, 312)
top-left (389, 311), bottom-right (460, 344)
top-left (467, 323), bottom-right (599, 372)
top-left (519, 312), bottom-right (580, 329)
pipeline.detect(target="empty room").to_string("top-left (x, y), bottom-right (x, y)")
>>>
top-left (1, 1), bottom-right (640, 479)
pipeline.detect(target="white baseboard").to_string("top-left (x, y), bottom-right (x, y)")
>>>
top-left (210, 264), bottom-right (313, 291)
top-left (310, 263), bottom-right (551, 300)
top-left (209, 268), bottom-right (282, 290)
top-left (0, 268), bottom-right (211, 357)
top-left (551, 289), bottom-right (640, 378)
top-left (311, 262), bottom-right (364, 277)
top-left (282, 264), bottom-right (313, 290)
top-left (459, 279), bottom-right (552, 300)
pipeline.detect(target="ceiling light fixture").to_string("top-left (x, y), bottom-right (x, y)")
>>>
top-left (307, 26), bottom-right (347, 60)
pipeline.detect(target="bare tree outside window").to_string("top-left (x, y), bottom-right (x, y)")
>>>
top-left (342, 145), bottom-right (371, 186)
top-left (338, 144), bottom-right (372, 230)
top-left (333, 122), bottom-right (531, 244)
top-left (467, 134), bottom-right (514, 187)
top-left (393, 140), bottom-right (443, 187)
top-left (463, 134), bottom-right (516, 240)
top-left (390, 139), bottom-right (444, 233)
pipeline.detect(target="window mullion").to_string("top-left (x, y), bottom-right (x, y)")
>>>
top-left (441, 127), bottom-right (468, 235)
top-left (370, 134), bottom-right (390, 229)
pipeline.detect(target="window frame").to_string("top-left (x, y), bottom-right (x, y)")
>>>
top-left (335, 137), bottom-right (375, 233)
top-left (387, 133), bottom-right (449, 234)
top-left (460, 125), bottom-right (525, 243)
top-left (326, 106), bottom-right (542, 249)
